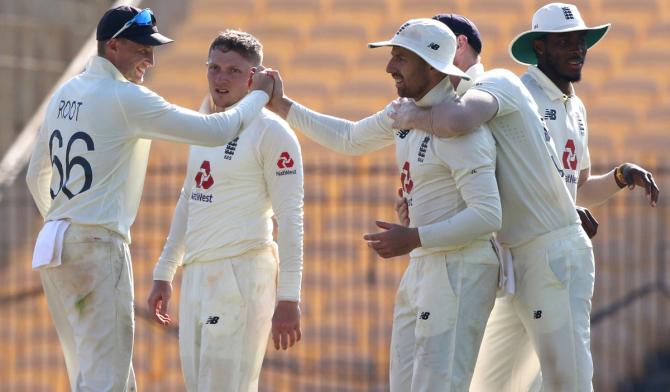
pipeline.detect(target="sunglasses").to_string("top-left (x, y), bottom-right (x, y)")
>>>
top-left (111, 8), bottom-right (154, 39)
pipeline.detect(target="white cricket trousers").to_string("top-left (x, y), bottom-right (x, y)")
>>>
top-left (470, 224), bottom-right (595, 392)
top-left (40, 224), bottom-right (136, 392)
top-left (179, 245), bottom-right (278, 392)
top-left (390, 240), bottom-right (499, 392)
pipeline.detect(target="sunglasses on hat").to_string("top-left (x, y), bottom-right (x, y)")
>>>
top-left (111, 8), bottom-right (154, 39)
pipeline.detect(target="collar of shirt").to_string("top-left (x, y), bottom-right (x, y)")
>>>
top-left (526, 65), bottom-right (574, 103)
top-left (456, 62), bottom-right (485, 96)
top-left (85, 56), bottom-right (131, 83)
top-left (414, 77), bottom-right (456, 108)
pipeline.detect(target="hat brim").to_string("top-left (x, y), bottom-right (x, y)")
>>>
top-left (126, 32), bottom-right (174, 46)
top-left (509, 23), bottom-right (610, 65)
top-left (368, 40), bottom-right (471, 80)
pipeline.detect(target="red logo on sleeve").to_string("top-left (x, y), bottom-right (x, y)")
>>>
top-left (195, 160), bottom-right (214, 189)
top-left (562, 139), bottom-right (577, 170)
top-left (277, 152), bottom-right (294, 168)
top-left (400, 161), bottom-right (413, 193)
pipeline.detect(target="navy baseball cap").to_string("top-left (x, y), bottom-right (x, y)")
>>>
top-left (96, 5), bottom-right (173, 46)
top-left (433, 13), bottom-right (482, 54)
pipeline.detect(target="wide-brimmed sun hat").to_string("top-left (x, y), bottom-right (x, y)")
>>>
top-left (510, 3), bottom-right (610, 65)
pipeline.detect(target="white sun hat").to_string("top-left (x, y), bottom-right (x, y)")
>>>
top-left (510, 3), bottom-right (611, 65)
top-left (368, 18), bottom-right (471, 80)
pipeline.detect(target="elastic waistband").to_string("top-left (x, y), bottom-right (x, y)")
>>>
top-left (511, 223), bottom-right (584, 256)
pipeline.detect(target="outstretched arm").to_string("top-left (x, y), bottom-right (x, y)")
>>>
top-left (265, 69), bottom-right (395, 155)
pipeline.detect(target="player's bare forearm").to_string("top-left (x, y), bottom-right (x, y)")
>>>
top-left (577, 164), bottom-right (660, 208)
top-left (576, 169), bottom-right (621, 208)
top-left (271, 300), bottom-right (301, 350)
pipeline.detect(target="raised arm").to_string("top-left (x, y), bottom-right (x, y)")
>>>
top-left (264, 69), bottom-right (395, 156)
top-left (124, 71), bottom-right (274, 146)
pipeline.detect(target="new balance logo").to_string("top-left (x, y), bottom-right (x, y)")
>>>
top-left (427, 42), bottom-right (440, 50)
top-left (419, 312), bottom-right (430, 320)
top-left (562, 6), bottom-right (575, 20)
top-left (205, 316), bottom-right (219, 325)
top-left (544, 109), bottom-right (557, 120)
top-left (533, 310), bottom-right (542, 319)
top-left (397, 129), bottom-right (410, 139)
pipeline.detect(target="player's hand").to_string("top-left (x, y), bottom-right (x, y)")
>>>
top-left (147, 280), bottom-right (172, 326)
top-left (264, 69), bottom-right (293, 119)
top-left (576, 206), bottom-right (598, 239)
top-left (394, 187), bottom-right (410, 227)
top-left (250, 68), bottom-right (274, 97)
top-left (388, 98), bottom-right (428, 131)
top-left (619, 163), bottom-right (660, 207)
top-left (363, 220), bottom-right (421, 258)
top-left (272, 300), bottom-right (301, 350)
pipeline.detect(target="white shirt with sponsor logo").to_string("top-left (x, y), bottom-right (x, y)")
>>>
top-left (521, 65), bottom-right (590, 201)
top-left (26, 56), bottom-right (269, 243)
top-left (153, 103), bottom-right (304, 301)
top-left (287, 78), bottom-right (501, 258)
top-left (471, 69), bottom-right (580, 248)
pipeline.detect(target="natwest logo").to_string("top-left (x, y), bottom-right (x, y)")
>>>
top-left (562, 139), bottom-right (577, 170)
top-left (277, 152), bottom-right (294, 169)
top-left (400, 161), bottom-right (413, 194)
top-left (195, 160), bottom-right (214, 189)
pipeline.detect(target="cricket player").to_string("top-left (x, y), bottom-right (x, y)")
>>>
top-left (266, 18), bottom-right (503, 390)
top-left (147, 30), bottom-right (303, 392)
top-left (470, 4), bottom-right (659, 391)
top-left (388, 17), bottom-right (600, 392)
top-left (25, 6), bottom-right (273, 391)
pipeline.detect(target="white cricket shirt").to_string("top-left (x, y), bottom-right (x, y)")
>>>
top-left (287, 78), bottom-right (501, 257)
top-left (471, 69), bottom-right (580, 248)
top-left (521, 65), bottom-right (590, 201)
top-left (26, 56), bottom-right (268, 243)
top-left (154, 102), bottom-right (304, 301)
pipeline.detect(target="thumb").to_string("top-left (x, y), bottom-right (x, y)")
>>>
top-left (375, 220), bottom-right (394, 230)
top-left (397, 187), bottom-right (403, 198)
top-left (160, 297), bottom-right (169, 314)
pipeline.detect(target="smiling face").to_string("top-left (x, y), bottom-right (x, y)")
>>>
top-left (108, 38), bottom-right (155, 84)
top-left (534, 31), bottom-right (588, 90)
top-left (385, 46), bottom-right (438, 100)
top-left (206, 48), bottom-right (254, 110)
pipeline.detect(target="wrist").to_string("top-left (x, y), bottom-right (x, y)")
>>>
top-left (614, 165), bottom-right (627, 188)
